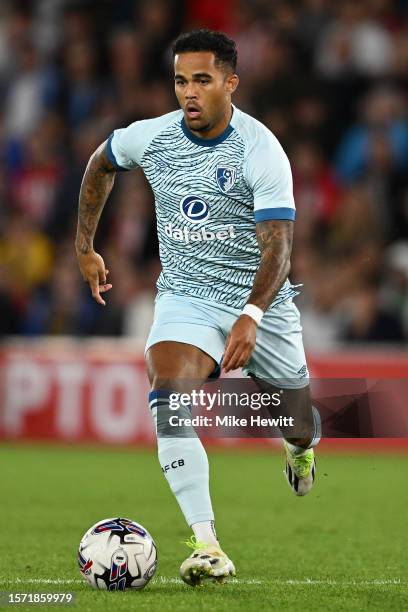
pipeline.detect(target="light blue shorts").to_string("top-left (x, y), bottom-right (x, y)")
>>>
top-left (145, 292), bottom-right (309, 389)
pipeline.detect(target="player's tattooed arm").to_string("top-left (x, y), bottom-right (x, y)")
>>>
top-left (247, 219), bottom-right (293, 311)
top-left (75, 142), bottom-right (116, 255)
top-left (75, 142), bottom-right (116, 305)
top-left (223, 220), bottom-right (293, 372)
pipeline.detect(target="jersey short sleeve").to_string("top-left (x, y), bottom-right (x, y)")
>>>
top-left (106, 110), bottom-right (183, 171)
top-left (107, 124), bottom-right (140, 171)
top-left (243, 125), bottom-right (295, 222)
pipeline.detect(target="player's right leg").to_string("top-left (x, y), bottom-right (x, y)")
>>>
top-left (243, 299), bottom-right (320, 496)
top-left (247, 375), bottom-right (318, 495)
top-left (144, 294), bottom-right (235, 586)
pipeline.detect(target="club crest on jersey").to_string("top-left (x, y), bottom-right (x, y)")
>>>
top-left (216, 165), bottom-right (236, 193)
top-left (180, 195), bottom-right (210, 224)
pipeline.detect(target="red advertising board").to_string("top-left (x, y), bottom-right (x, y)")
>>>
top-left (0, 342), bottom-right (152, 444)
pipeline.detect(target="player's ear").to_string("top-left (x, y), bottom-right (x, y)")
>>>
top-left (226, 73), bottom-right (239, 94)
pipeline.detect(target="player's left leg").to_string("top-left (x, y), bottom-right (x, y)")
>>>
top-left (243, 299), bottom-right (320, 496)
top-left (145, 293), bottom-right (236, 585)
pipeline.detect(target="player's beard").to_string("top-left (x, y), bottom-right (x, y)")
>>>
top-left (184, 111), bottom-right (210, 132)
top-left (189, 121), bottom-right (211, 133)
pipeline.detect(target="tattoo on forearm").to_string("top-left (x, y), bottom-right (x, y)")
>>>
top-left (247, 220), bottom-right (293, 311)
top-left (75, 143), bottom-right (116, 255)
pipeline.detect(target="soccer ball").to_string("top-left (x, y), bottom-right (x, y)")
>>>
top-left (78, 517), bottom-right (157, 591)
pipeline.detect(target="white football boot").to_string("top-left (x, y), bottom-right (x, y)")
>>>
top-left (179, 536), bottom-right (236, 586)
top-left (283, 440), bottom-right (316, 496)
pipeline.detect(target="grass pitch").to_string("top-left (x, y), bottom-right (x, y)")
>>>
top-left (0, 444), bottom-right (407, 611)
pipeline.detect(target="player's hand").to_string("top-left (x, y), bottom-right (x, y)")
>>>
top-left (223, 315), bottom-right (257, 372)
top-left (76, 250), bottom-right (112, 306)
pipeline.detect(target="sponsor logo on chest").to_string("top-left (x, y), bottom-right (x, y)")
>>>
top-left (164, 194), bottom-right (237, 244)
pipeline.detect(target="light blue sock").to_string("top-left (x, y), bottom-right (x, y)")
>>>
top-left (149, 391), bottom-right (215, 527)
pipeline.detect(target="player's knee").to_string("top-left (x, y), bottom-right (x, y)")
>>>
top-left (145, 356), bottom-right (187, 389)
top-left (149, 374), bottom-right (175, 391)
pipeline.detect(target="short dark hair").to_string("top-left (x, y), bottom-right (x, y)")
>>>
top-left (172, 29), bottom-right (237, 72)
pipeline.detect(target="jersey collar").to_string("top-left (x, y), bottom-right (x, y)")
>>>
top-left (181, 106), bottom-right (235, 147)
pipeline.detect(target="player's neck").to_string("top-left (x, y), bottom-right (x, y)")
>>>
top-left (190, 106), bottom-right (233, 141)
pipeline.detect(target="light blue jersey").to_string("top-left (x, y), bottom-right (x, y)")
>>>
top-left (108, 105), bottom-right (299, 309)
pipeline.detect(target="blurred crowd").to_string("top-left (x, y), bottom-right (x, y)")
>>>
top-left (0, 0), bottom-right (407, 348)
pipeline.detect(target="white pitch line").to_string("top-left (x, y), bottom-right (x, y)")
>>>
top-left (158, 577), bottom-right (263, 585)
top-left (284, 579), bottom-right (404, 586)
top-left (0, 577), bottom-right (405, 587)
top-left (1, 579), bottom-right (84, 585)
top-left (0, 577), bottom-right (262, 587)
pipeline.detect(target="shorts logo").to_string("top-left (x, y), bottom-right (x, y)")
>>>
top-left (297, 365), bottom-right (308, 378)
top-left (180, 195), bottom-right (210, 224)
top-left (216, 165), bottom-right (236, 193)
